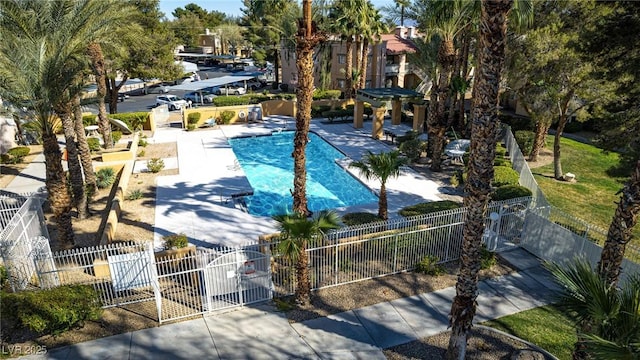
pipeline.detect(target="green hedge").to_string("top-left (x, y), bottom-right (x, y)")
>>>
top-left (213, 96), bottom-right (250, 107)
top-left (313, 89), bottom-right (341, 100)
top-left (6, 146), bottom-right (30, 164)
top-left (0, 285), bottom-right (102, 335)
top-left (493, 166), bottom-right (520, 187)
top-left (399, 200), bottom-right (462, 217)
top-left (514, 130), bottom-right (535, 156)
top-left (312, 105), bottom-right (332, 118)
top-left (342, 212), bottom-right (382, 226)
top-left (491, 185), bottom-right (532, 201)
top-left (83, 114), bottom-right (97, 127)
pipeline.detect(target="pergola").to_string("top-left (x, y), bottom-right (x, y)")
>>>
top-left (354, 88), bottom-right (426, 139)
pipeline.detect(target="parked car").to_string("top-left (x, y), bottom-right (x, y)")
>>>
top-left (146, 84), bottom-right (170, 94)
top-left (156, 95), bottom-right (191, 111)
top-left (183, 91), bottom-right (216, 104)
top-left (216, 83), bottom-right (246, 96)
top-left (245, 80), bottom-right (263, 91)
top-left (117, 93), bottom-right (129, 102)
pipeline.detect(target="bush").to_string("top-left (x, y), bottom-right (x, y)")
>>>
top-left (6, 146), bottom-right (30, 164)
top-left (82, 114), bottom-right (97, 127)
top-left (494, 158), bottom-right (512, 167)
top-left (450, 170), bottom-right (463, 187)
top-left (312, 89), bottom-right (341, 100)
top-left (493, 166), bottom-right (520, 187)
top-left (138, 135), bottom-right (148, 147)
top-left (495, 144), bottom-right (507, 157)
top-left (187, 112), bottom-right (201, 125)
top-left (125, 189), bottom-right (144, 200)
top-left (499, 114), bottom-right (535, 131)
top-left (109, 112), bottom-right (148, 130)
top-left (492, 185), bottom-right (532, 201)
top-left (96, 167), bottom-right (116, 189)
top-left (213, 96), bottom-right (250, 107)
top-left (415, 255), bottom-right (445, 276)
top-left (322, 108), bottom-right (351, 122)
top-left (342, 212), bottom-right (381, 226)
top-left (399, 200), bottom-right (462, 217)
top-left (399, 139), bottom-right (424, 162)
top-left (0, 265), bottom-right (8, 291)
top-left (163, 233), bottom-right (188, 249)
top-left (311, 105), bottom-right (332, 118)
top-left (480, 245), bottom-right (497, 269)
top-left (248, 94), bottom-right (272, 103)
top-left (563, 120), bottom-right (583, 133)
top-left (514, 130), bottom-right (535, 156)
top-left (396, 130), bottom-right (419, 145)
top-left (87, 138), bottom-right (101, 152)
top-left (147, 158), bottom-right (165, 173)
top-left (111, 131), bottom-right (122, 144)
top-left (0, 285), bottom-right (102, 335)
top-left (187, 124), bottom-right (196, 131)
top-left (137, 150), bottom-right (145, 157)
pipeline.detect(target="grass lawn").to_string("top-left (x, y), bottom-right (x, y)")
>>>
top-left (532, 136), bottom-right (638, 242)
top-left (482, 305), bottom-right (576, 360)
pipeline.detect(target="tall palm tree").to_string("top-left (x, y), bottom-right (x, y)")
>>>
top-left (73, 94), bottom-right (97, 197)
top-left (446, 0), bottom-right (513, 359)
top-left (329, 0), bottom-right (361, 99)
top-left (548, 259), bottom-right (640, 359)
top-left (395, 0), bottom-right (411, 27)
top-left (292, 0), bottom-right (326, 215)
top-left (274, 210), bottom-right (341, 305)
top-left (349, 151), bottom-right (408, 220)
top-left (87, 42), bottom-right (113, 149)
top-left (598, 160), bottom-right (640, 287)
top-left (358, 2), bottom-right (387, 90)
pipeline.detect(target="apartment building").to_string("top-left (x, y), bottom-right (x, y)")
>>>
top-left (280, 26), bottom-right (421, 92)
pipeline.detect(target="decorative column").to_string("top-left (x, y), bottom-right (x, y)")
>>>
top-left (413, 104), bottom-right (426, 131)
top-left (353, 100), bottom-right (364, 128)
top-left (391, 99), bottom-right (402, 125)
top-left (372, 106), bottom-right (385, 139)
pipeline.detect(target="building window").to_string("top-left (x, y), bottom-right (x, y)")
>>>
top-left (338, 54), bottom-right (346, 64)
top-left (337, 79), bottom-right (346, 88)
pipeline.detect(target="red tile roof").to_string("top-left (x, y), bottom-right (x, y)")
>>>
top-left (380, 34), bottom-right (417, 55)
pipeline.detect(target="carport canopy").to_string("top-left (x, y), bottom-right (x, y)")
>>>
top-left (169, 75), bottom-right (256, 91)
top-left (354, 88), bottom-right (426, 139)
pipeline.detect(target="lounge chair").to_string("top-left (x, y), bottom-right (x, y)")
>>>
top-left (444, 139), bottom-right (471, 165)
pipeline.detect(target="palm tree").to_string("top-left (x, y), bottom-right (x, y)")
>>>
top-left (292, 0), bottom-right (326, 215)
top-left (358, 2), bottom-right (387, 90)
top-left (548, 259), bottom-right (640, 359)
top-left (446, 0), bottom-right (513, 359)
top-left (87, 42), bottom-right (114, 149)
top-left (349, 151), bottom-right (408, 220)
top-left (274, 210), bottom-right (341, 305)
top-left (329, 0), bottom-right (361, 99)
top-left (73, 95), bottom-right (97, 197)
top-left (395, 0), bottom-right (411, 27)
top-left (598, 160), bottom-right (640, 287)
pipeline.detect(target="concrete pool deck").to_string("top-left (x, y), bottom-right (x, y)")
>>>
top-left (152, 116), bottom-right (446, 249)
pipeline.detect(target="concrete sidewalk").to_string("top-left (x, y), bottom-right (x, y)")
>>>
top-left (20, 248), bottom-right (559, 360)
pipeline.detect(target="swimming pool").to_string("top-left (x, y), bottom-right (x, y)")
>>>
top-left (228, 131), bottom-right (378, 217)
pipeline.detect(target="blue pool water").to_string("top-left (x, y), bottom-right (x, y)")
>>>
top-left (228, 131), bottom-right (378, 217)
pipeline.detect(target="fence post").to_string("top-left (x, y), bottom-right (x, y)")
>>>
top-left (334, 241), bottom-right (339, 287)
top-left (147, 242), bottom-right (162, 322)
top-left (393, 233), bottom-right (399, 272)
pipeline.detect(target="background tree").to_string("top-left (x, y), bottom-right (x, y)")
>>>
top-left (169, 13), bottom-right (204, 48)
top-left (357, 2), bottom-right (387, 90)
top-left (350, 151), bottom-right (407, 220)
top-left (447, 0), bottom-right (512, 358)
top-left (292, 0), bottom-right (326, 215)
top-left (275, 210), bottom-right (340, 305)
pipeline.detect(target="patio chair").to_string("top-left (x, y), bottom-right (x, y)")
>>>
top-left (444, 139), bottom-right (470, 165)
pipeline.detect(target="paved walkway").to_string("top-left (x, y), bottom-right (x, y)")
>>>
top-left (19, 248), bottom-right (559, 359)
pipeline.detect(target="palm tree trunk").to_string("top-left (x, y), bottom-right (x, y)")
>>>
top-left (42, 131), bottom-right (74, 248)
top-left (447, 1), bottom-right (512, 359)
top-left (87, 42), bottom-right (113, 149)
top-left (359, 38), bottom-right (370, 90)
top-left (598, 160), bottom-right (640, 287)
top-left (430, 39), bottom-right (456, 172)
top-left (354, 36), bottom-right (363, 92)
top-left (293, 0), bottom-right (325, 216)
top-left (378, 182), bottom-right (388, 220)
top-left (73, 95), bottom-right (97, 197)
top-left (57, 103), bottom-right (89, 219)
top-left (345, 37), bottom-right (354, 99)
top-left (295, 240), bottom-right (311, 305)
top-left (457, 32), bottom-right (471, 134)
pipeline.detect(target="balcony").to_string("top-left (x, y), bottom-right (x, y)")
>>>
top-left (385, 64), bottom-right (400, 75)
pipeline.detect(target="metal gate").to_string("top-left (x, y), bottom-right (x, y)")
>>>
top-left (202, 248), bottom-right (272, 313)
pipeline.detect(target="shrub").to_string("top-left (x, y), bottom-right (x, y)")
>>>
top-left (187, 124), bottom-right (196, 131)
top-left (450, 170), bottom-right (463, 187)
top-left (111, 131), bottom-right (122, 144)
top-left (514, 130), bottom-right (535, 156)
top-left (147, 158), bottom-right (165, 173)
top-left (492, 185), bottom-right (532, 201)
top-left (137, 150), bottom-right (145, 157)
top-left (187, 112), bottom-right (201, 125)
top-left (494, 158), bottom-right (512, 167)
top-left (82, 114), bottom-right (97, 127)
top-left (0, 154), bottom-right (10, 164)
top-left (125, 189), bottom-right (144, 200)
top-left (138, 138), bottom-right (148, 147)
top-left (279, 93), bottom-right (296, 100)
top-left (415, 255), bottom-right (445, 276)
top-left (495, 144), bottom-right (507, 157)
top-left (399, 139), bottom-right (423, 162)
top-left (6, 146), bottom-right (30, 164)
top-left (217, 110), bottom-right (235, 125)
top-left (0, 285), bottom-right (102, 335)
top-left (0, 265), bottom-right (8, 291)
top-left (163, 233), bottom-right (188, 249)
top-left (109, 112), bottom-right (148, 130)
top-left (493, 166), bottom-right (520, 187)
top-left (248, 94), bottom-right (271, 103)
top-left (311, 105), bottom-right (332, 118)
top-left (312, 89), bottom-right (341, 100)
top-left (563, 120), bottom-right (583, 133)
top-left (213, 96), bottom-right (250, 107)
top-left (399, 200), bottom-right (462, 217)
top-left (342, 212), bottom-right (381, 226)
top-left (96, 167), bottom-right (116, 189)
top-left (87, 138), bottom-right (101, 152)
top-left (480, 245), bottom-right (497, 269)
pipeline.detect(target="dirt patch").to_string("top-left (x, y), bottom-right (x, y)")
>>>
top-left (526, 148), bottom-right (554, 169)
top-left (0, 145), bottom-right (43, 189)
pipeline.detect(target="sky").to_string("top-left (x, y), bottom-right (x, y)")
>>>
top-left (160, 0), bottom-right (395, 19)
